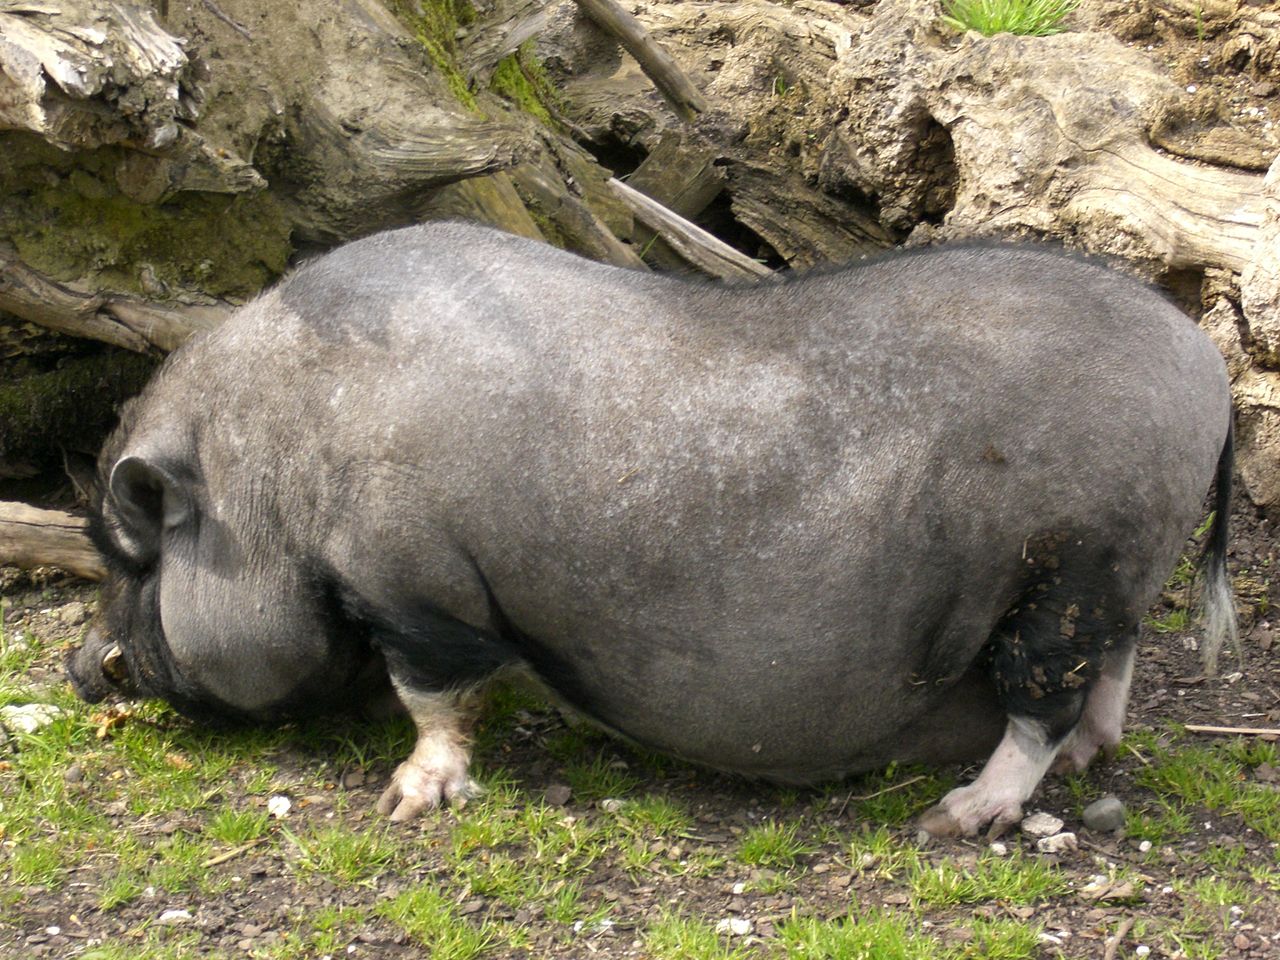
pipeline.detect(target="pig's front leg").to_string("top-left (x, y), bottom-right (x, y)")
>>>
top-left (377, 684), bottom-right (481, 821)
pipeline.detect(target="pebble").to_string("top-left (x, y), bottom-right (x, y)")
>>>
top-left (266, 795), bottom-right (292, 819)
top-left (1082, 796), bottom-right (1126, 833)
top-left (1021, 812), bottom-right (1064, 838)
top-left (157, 909), bottom-right (193, 925)
top-left (598, 797), bottom-right (623, 813)
top-left (715, 918), bottom-right (753, 937)
top-left (63, 764), bottom-right (85, 784)
top-left (545, 783), bottom-right (572, 806)
top-left (1234, 934), bottom-right (1251, 950)
top-left (59, 601), bottom-right (88, 626)
top-left (989, 841), bottom-right (1009, 856)
top-left (0, 703), bottom-right (64, 734)
top-left (1036, 832), bottom-right (1079, 854)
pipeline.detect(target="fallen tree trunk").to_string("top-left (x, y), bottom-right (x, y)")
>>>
top-left (0, 502), bottom-right (103, 581)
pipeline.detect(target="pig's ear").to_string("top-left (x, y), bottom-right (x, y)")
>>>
top-left (107, 455), bottom-right (192, 560)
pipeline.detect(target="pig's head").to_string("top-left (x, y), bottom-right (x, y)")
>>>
top-left (67, 399), bottom-right (384, 726)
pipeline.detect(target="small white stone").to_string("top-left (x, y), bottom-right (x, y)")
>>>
top-left (44, 927), bottom-right (60, 936)
top-left (715, 918), bottom-right (753, 937)
top-left (1037, 932), bottom-right (1063, 946)
top-left (267, 795), bottom-right (292, 818)
top-left (1036, 832), bottom-right (1079, 854)
top-left (731, 882), bottom-right (747, 895)
top-left (1139, 840), bottom-right (1153, 853)
top-left (1021, 812), bottom-right (1064, 838)
top-left (0, 703), bottom-right (64, 734)
top-left (158, 909), bottom-right (193, 925)
top-left (1187, 84), bottom-right (1198, 93)
top-left (1135, 946), bottom-right (1151, 958)
top-left (598, 798), bottom-right (623, 813)
top-left (989, 841), bottom-right (1008, 856)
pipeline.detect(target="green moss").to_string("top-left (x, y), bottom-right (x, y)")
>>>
top-left (384, 0), bottom-right (480, 110)
top-left (488, 42), bottom-right (561, 127)
top-left (1, 134), bottom-right (292, 301)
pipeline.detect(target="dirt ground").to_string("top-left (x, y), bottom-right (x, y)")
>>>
top-left (1, 496), bottom-right (1278, 959)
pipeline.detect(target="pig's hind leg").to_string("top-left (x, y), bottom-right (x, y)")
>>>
top-left (919, 558), bottom-right (1130, 838)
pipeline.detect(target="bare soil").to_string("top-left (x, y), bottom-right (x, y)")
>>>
top-left (1, 499), bottom-right (1278, 959)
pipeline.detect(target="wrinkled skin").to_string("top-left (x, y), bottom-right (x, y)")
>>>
top-left (67, 223), bottom-right (1234, 835)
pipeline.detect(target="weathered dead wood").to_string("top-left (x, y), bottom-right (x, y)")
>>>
top-left (0, 502), bottom-right (103, 580)
top-left (1184, 724), bottom-right (1280, 737)
top-left (728, 166), bottom-right (894, 269)
top-left (0, 247), bottom-right (229, 353)
top-left (571, 0), bottom-right (707, 121)
top-left (459, 0), bottom-right (552, 83)
top-left (623, 131), bottom-right (726, 272)
top-left (550, 0), bottom-right (895, 268)
top-left (608, 178), bottom-right (772, 281)
top-left (1052, 142), bottom-right (1264, 274)
top-left (0, 0), bottom-right (190, 150)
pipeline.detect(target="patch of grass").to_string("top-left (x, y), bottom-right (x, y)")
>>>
top-left (940, 0), bottom-right (1079, 37)
top-left (206, 808), bottom-right (271, 845)
top-left (848, 825), bottom-right (924, 881)
top-left (270, 905), bottom-right (369, 957)
top-left (1135, 736), bottom-right (1280, 840)
top-left (447, 800), bottom-right (609, 915)
top-left (737, 819), bottom-right (812, 870)
top-left (1127, 800), bottom-right (1193, 848)
top-left (776, 907), bottom-right (943, 959)
top-left (79, 936), bottom-right (205, 960)
top-left (1182, 875), bottom-right (1260, 919)
top-left (8, 841), bottom-right (65, 887)
top-left (963, 916), bottom-right (1043, 958)
top-left (454, 850), bottom-right (530, 901)
top-left (910, 852), bottom-right (1068, 906)
top-left (844, 763), bottom-right (951, 825)
top-left (563, 751), bottom-right (640, 802)
top-left (544, 723), bottom-right (613, 763)
top-left (644, 911), bottom-right (755, 960)
top-left (378, 883), bottom-right (503, 958)
top-left (146, 833), bottom-right (214, 893)
top-left (623, 793), bottom-right (694, 836)
top-left (744, 867), bottom-right (796, 894)
top-left (1145, 607), bottom-right (1192, 634)
top-left (285, 824), bottom-right (399, 885)
top-left (97, 869), bottom-right (146, 911)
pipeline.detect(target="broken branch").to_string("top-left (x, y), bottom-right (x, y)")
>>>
top-left (1184, 723), bottom-right (1280, 737)
top-left (572, 0), bottom-right (707, 121)
top-left (608, 178), bottom-right (773, 282)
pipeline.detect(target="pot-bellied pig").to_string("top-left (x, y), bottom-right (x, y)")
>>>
top-left (67, 222), bottom-right (1235, 836)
